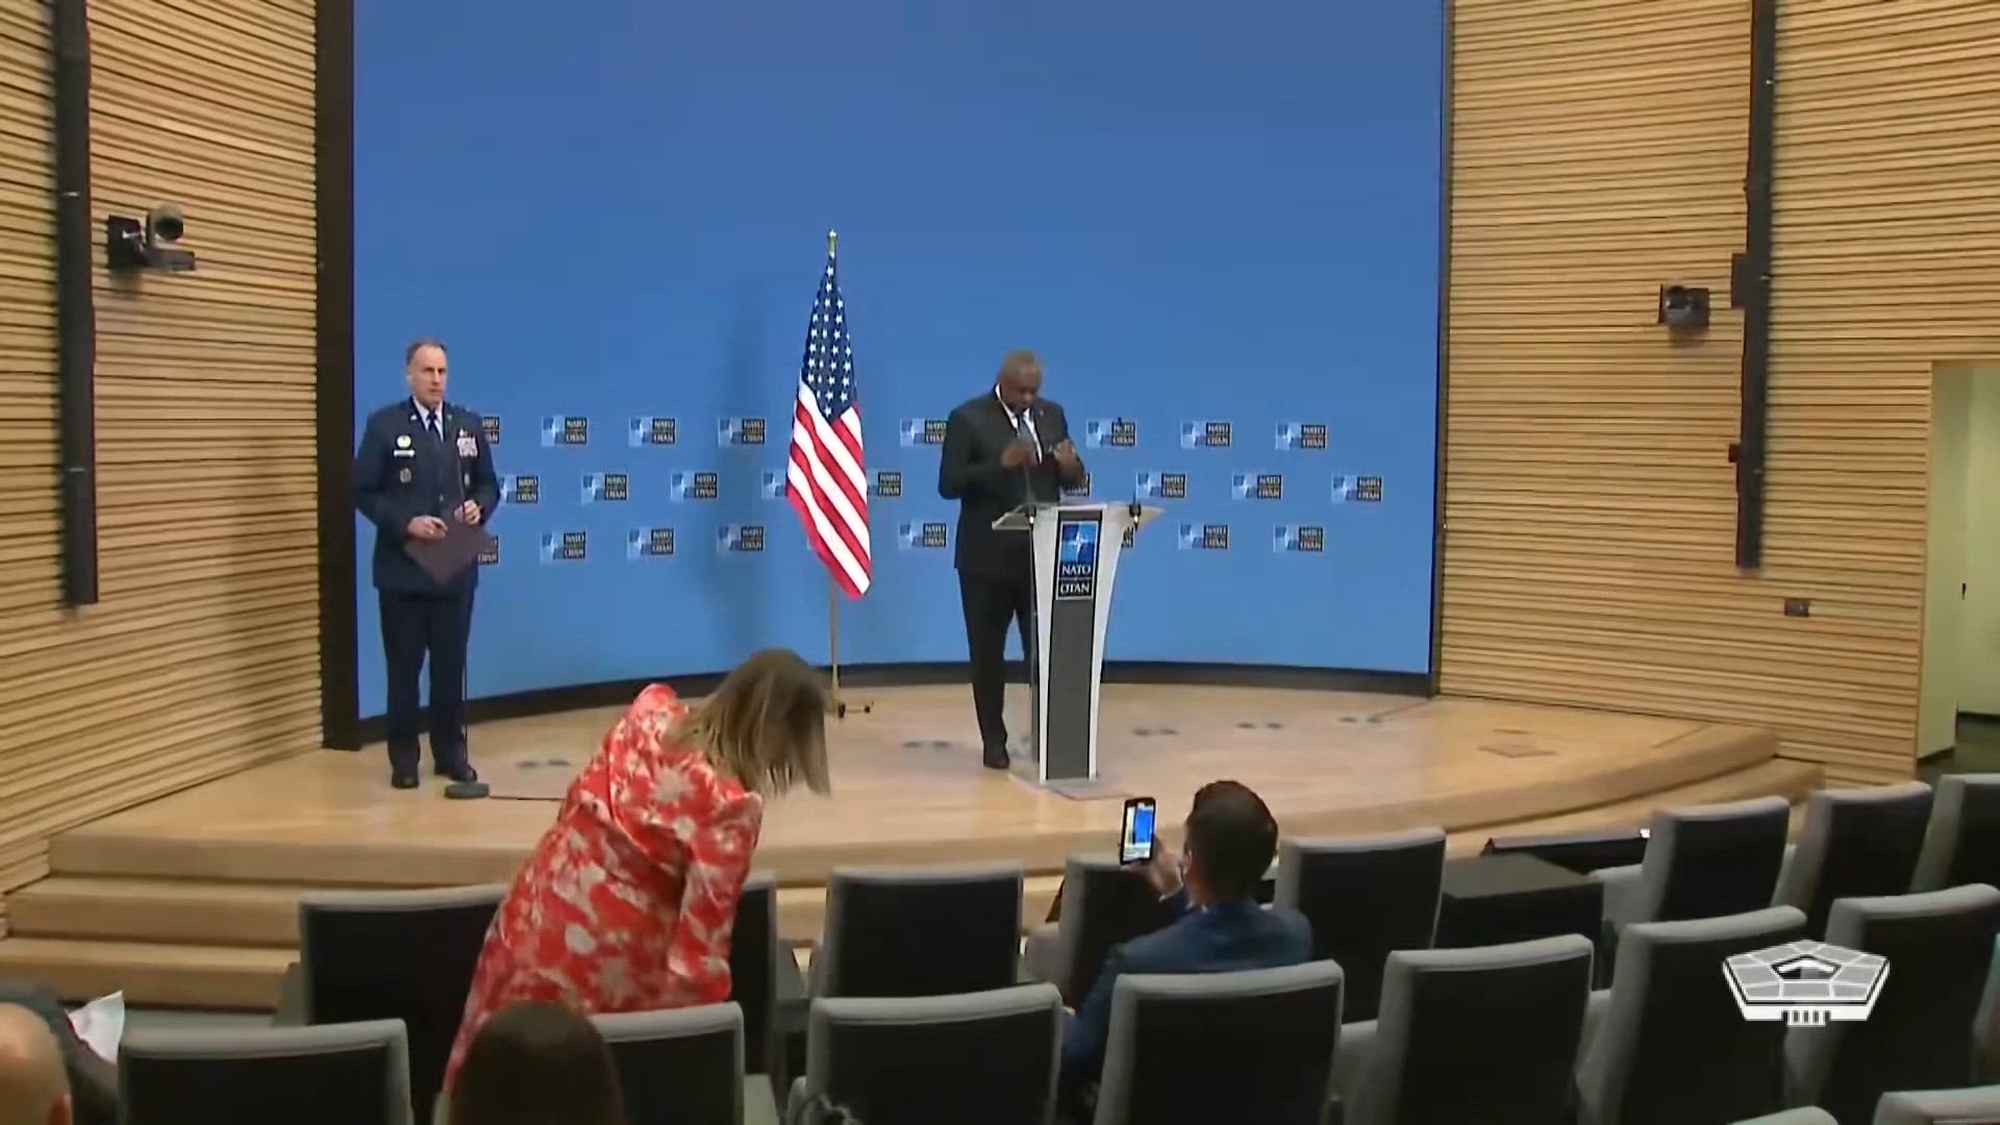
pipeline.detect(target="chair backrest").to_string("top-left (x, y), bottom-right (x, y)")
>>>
top-left (1788, 883), bottom-right (2000, 1125)
top-left (1638, 796), bottom-right (1792, 924)
top-left (1274, 828), bottom-right (1445, 1024)
top-left (298, 884), bottom-right (504, 1124)
top-left (1054, 856), bottom-right (1178, 1007)
top-left (592, 1003), bottom-right (743, 1125)
top-left (1777, 783), bottom-right (1934, 938)
top-left (1873, 1084), bottom-right (2000, 1125)
top-left (731, 872), bottom-right (779, 1072)
top-left (118, 1019), bottom-right (411, 1125)
top-left (817, 865), bottom-right (1023, 998)
top-left (1912, 774), bottom-right (2000, 893)
top-left (1350, 933), bottom-right (1594, 1125)
top-left (1092, 960), bottom-right (1344, 1125)
top-left (803, 983), bottom-right (1062, 1125)
top-left (1576, 906), bottom-right (1806, 1125)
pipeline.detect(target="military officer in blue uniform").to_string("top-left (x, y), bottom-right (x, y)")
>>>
top-left (352, 339), bottom-right (500, 789)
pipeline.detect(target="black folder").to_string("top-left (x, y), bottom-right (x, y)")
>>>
top-left (406, 521), bottom-right (495, 585)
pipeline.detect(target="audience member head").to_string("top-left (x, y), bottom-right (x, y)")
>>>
top-left (995, 350), bottom-right (1043, 411)
top-left (1180, 780), bottom-right (1280, 906)
top-left (449, 1001), bottom-right (623, 1125)
top-left (0, 1003), bottom-right (71, 1125)
top-left (683, 648), bottom-right (832, 796)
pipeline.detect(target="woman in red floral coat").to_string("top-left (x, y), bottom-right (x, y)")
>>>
top-left (444, 648), bottom-right (831, 1091)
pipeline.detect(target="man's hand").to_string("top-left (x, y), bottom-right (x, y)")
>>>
top-left (406, 515), bottom-right (448, 541)
top-left (1000, 439), bottom-right (1037, 469)
top-left (1137, 844), bottom-right (1183, 898)
top-left (1053, 439), bottom-right (1081, 472)
top-left (456, 499), bottom-right (483, 525)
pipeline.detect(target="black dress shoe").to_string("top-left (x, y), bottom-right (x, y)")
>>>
top-left (438, 764), bottom-right (479, 784)
top-left (391, 771), bottom-right (420, 790)
top-left (982, 748), bottom-right (1011, 771)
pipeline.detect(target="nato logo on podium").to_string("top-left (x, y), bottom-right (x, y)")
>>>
top-left (1056, 519), bottom-right (1099, 600)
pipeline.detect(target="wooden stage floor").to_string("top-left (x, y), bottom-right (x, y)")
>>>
top-left (58, 685), bottom-right (1798, 885)
top-left (0, 686), bottom-right (1823, 1008)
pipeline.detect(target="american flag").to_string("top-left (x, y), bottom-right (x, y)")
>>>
top-left (785, 247), bottom-right (872, 598)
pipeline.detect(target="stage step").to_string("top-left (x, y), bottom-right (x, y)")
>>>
top-left (0, 937), bottom-right (291, 1011)
top-left (0, 758), bottom-right (1822, 1010)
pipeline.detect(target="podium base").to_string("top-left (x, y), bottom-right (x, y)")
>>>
top-left (1042, 776), bottom-right (1119, 801)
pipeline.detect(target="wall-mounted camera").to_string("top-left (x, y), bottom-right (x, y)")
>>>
top-left (1657, 284), bottom-right (1710, 331)
top-left (105, 204), bottom-right (196, 273)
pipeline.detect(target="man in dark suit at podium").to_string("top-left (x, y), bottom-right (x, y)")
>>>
top-left (938, 350), bottom-right (1086, 770)
top-left (352, 339), bottom-right (499, 790)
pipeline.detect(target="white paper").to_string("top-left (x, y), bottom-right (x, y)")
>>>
top-left (66, 991), bottom-right (124, 1063)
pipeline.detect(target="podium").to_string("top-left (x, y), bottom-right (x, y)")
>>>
top-left (992, 500), bottom-right (1162, 791)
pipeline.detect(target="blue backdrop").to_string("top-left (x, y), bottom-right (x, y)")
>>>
top-left (353, 0), bottom-right (1445, 716)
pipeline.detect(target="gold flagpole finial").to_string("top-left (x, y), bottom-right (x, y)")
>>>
top-left (827, 229), bottom-right (838, 257)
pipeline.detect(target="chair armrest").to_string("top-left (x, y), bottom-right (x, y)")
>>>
top-left (1589, 865), bottom-right (1643, 931)
top-left (744, 1073), bottom-right (784, 1125)
top-left (1022, 922), bottom-right (1065, 990)
top-left (1579, 987), bottom-right (1612, 1063)
top-left (272, 961), bottom-right (307, 1027)
top-left (1329, 1018), bottom-right (1377, 1110)
top-left (1772, 843), bottom-right (1799, 906)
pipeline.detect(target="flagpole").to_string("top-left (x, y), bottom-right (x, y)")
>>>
top-left (823, 229), bottom-right (871, 720)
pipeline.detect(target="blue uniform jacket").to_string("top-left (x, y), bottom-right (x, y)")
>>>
top-left (353, 398), bottom-right (501, 596)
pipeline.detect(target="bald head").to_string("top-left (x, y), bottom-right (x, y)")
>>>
top-left (0, 1003), bottom-right (71, 1125)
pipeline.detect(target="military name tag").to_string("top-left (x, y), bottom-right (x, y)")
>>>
top-left (456, 434), bottom-right (477, 457)
top-left (399, 467), bottom-right (412, 483)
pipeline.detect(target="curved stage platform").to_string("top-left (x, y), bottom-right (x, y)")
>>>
top-left (0, 686), bottom-right (1823, 1009)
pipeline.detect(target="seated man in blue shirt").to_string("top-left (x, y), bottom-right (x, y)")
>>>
top-left (1058, 780), bottom-right (1313, 1112)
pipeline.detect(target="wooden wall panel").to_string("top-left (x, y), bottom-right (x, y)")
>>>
top-left (1443, 0), bottom-right (2000, 783)
top-left (0, 0), bottom-right (319, 920)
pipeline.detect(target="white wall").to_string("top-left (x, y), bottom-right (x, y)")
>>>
top-left (1920, 366), bottom-right (1971, 755)
top-left (1962, 367), bottom-right (2000, 716)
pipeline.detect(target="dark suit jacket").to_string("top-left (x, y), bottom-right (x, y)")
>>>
top-left (1060, 891), bottom-right (1314, 1084)
top-left (937, 391), bottom-right (1086, 576)
top-left (352, 398), bottom-right (500, 596)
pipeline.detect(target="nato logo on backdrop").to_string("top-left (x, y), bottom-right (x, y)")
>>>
top-left (898, 522), bottom-right (948, 550)
top-left (481, 415), bottom-right (501, 444)
top-left (899, 419), bottom-right (947, 447)
top-left (1333, 475), bottom-right (1384, 503)
top-left (719, 417), bottom-right (767, 447)
top-left (1276, 422), bottom-right (1328, 451)
top-left (760, 470), bottom-right (788, 499)
top-left (1055, 519), bottom-right (1100, 600)
top-left (581, 472), bottom-right (629, 503)
top-left (1274, 524), bottom-right (1326, 553)
top-left (1136, 471), bottom-right (1187, 500)
top-left (1085, 418), bottom-right (1137, 449)
top-left (541, 416), bottom-right (588, 447)
top-left (718, 524), bottom-right (767, 553)
top-left (1231, 472), bottom-right (1283, 500)
top-left (539, 531), bottom-right (587, 563)
top-left (499, 474), bottom-right (540, 505)
top-left (477, 535), bottom-right (500, 566)
top-left (629, 416), bottom-right (677, 447)
top-left (873, 471), bottom-right (903, 498)
top-left (1178, 523), bottom-right (1230, 551)
top-left (670, 471), bottom-right (720, 501)
top-left (1181, 420), bottom-right (1232, 449)
top-left (627, 527), bottom-right (675, 560)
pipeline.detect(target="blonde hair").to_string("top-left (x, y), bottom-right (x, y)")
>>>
top-left (680, 649), bottom-right (831, 796)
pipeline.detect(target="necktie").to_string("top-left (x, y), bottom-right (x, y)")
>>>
top-left (426, 412), bottom-right (441, 443)
top-left (1014, 412), bottom-right (1040, 463)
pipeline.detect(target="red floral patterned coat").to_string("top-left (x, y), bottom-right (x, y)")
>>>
top-left (444, 684), bottom-right (763, 1090)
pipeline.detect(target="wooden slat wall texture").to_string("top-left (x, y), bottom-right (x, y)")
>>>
top-left (0, 0), bottom-right (319, 926)
top-left (1443, 0), bottom-right (2000, 784)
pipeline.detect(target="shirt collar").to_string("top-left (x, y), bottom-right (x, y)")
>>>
top-left (995, 387), bottom-right (1031, 428)
top-left (412, 398), bottom-right (443, 422)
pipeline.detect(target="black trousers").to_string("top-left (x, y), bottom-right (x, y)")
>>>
top-left (379, 588), bottom-right (474, 774)
top-left (958, 567), bottom-right (1035, 754)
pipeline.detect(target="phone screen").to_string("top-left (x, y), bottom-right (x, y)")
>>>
top-left (1120, 798), bottom-right (1157, 866)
